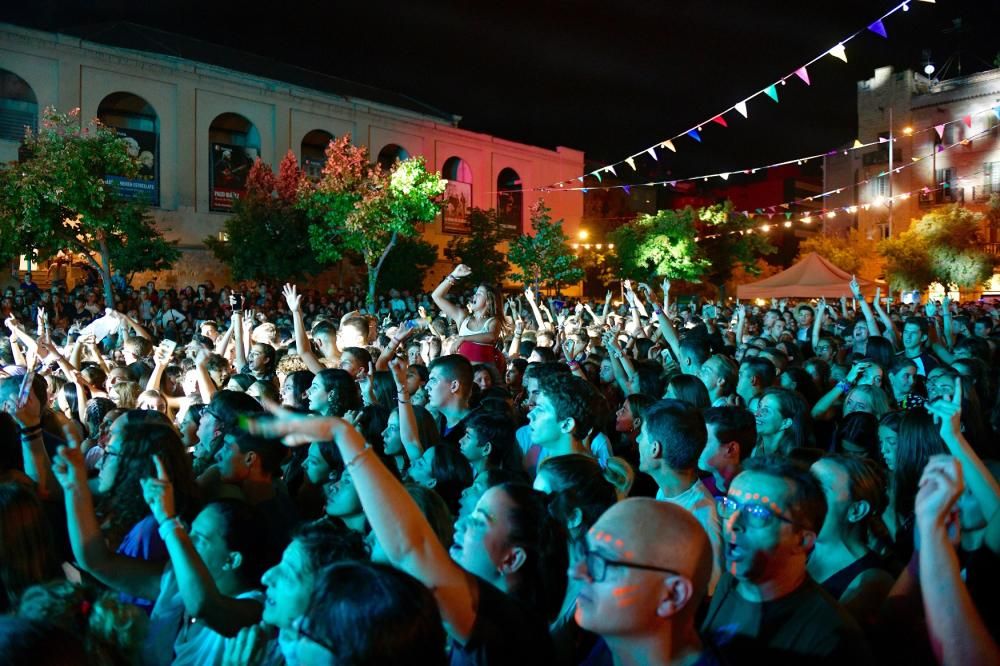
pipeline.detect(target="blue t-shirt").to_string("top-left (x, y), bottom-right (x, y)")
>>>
top-left (117, 514), bottom-right (168, 612)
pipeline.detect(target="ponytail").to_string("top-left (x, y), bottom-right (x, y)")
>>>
top-left (602, 456), bottom-right (634, 499)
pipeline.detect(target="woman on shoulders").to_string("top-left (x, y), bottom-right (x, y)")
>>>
top-left (432, 264), bottom-right (507, 375)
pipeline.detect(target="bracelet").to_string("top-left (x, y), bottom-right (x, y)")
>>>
top-left (18, 423), bottom-right (42, 436)
top-left (446, 275), bottom-right (458, 284)
top-left (568, 360), bottom-right (580, 370)
top-left (836, 380), bottom-right (853, 393)
top-left (157, 517), bottom-right (185, 537)
top-left (345, 444), bottom-right (373, 469)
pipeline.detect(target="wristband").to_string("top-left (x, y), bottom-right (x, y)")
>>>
top-left (567, 360), bottom-right (580, 370)
top-left (18, 423), bottom-right (42, 435)
top-left (836, 380), bottom-right (852, 393)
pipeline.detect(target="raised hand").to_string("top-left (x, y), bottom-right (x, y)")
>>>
top-left (849, 275), bottom-right (862, 298)
top-left (387, 357), bottom-right (407, 389)
top-left (282, 283), bottom-right (301, 312)
top-left (4, 314), bottom-right (19, 332)
top-left (524, 286), bottom-right (536, 302)
top-left (915, 454), bottom-right (964, 539)
top-left (452, 264), bottom-right (472, 279)
top-left (661, 278), bottom-right (671, 294)
top-left (140, 454), bottom-right (176, 525)
top-left (51, 425), bottom-right (87, 493)
top-left (222, 623), bottom-right (271, 666)
top-left (926, 375), bottom-right (963, 441)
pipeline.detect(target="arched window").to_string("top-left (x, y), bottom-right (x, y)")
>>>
top-left (209, 113), bottom-right (260, 212)
top-left (497, 167), bottom-right (523, 236)
top-left (98, 92), bottom-right (160, 206)
top-left (0, 69), bottom-right (38, 143)
top-left (441, 156), bottom-right (473, 234)
top-left (301, 129), bottom-right (333, 180)
top-left (376, 143), bottom-right (410, 171)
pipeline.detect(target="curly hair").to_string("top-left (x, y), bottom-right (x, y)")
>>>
top-left (97, 421), bottom-right (197, 548)
top-left (537, 372), bottom-right (605, 441)
top-left (315, 369), bottom-right (362, 417)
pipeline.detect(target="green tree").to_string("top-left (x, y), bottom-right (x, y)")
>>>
top-left (297, 135), bottom-right (446, 308)
top-left (376, 236), bottom-right (439, 293)
top-left (443, 208), bottom-right (511, 286)
top-left (0, 107), bottom-right (178, 305)
top-left (205, 151), bottom-right (324, 281)
top-left (698, 202), bottom-right (777, 299)
top-left (508, 201), bottom-right (584, 292)
top-left (879, 204), bottom-right (993, 291)
top-left (608, 207), bottom-right (709, 282)
top-left (798, 227), bottom-right (884, 282)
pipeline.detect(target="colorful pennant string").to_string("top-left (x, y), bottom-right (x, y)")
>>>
top-left (543, 2), bottom-right (918, 191)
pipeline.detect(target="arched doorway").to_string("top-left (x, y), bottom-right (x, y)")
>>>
top-left (441, 156), bottom-right (473, 234)
top-left (497, 167), bottom-right (523, 236)
top-left (301, 129), bottom-right (333, 180)
top-left (209, 112), bottom-right (260, 212)
top-left (376, 143), bottom-right (409, 171)
top-left (98, 92), bottom-right (160, 206)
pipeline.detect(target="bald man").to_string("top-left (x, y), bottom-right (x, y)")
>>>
top-left (572, 498), bottom-right (713, 666)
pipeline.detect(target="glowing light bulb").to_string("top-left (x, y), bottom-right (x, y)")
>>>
top-left (783, 221), bottom-right (792, 228)
top-left (761, 224), bottom-right (771, 233)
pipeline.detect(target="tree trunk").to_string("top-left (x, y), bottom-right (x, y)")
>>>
top-left (97, 237), bottom-right (115, 309)
top-left (368, 232), bottom-right (399, 310)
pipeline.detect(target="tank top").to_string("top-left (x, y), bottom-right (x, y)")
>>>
top-left (819, 551), bottom-right (886, 600)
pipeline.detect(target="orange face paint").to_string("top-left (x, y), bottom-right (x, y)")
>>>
top-left (612, 585), bottom-right (641, 597)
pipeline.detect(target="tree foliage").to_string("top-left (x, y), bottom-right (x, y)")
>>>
top-left (697, 202), bottom-right (777, 296)
top-left (609, 203), bottom-right (776, 289)
top-left (376, 236), bottom-right (440, 293)
top-left (797, 227), bottom-right (884, 282)
top-left (205, 151), bottom-right (324, 282)
top-left (0, 107), bottom-right (178, 304)
top-left (443, 208), bottom-right (511, 286)
top-left (608, 207), bottom-right (708, 282)
top-left (879, 204), bottom-right (993, 291)
top-left (507, 201), bottom-right (584, 291)
top-left (296, 135), bottom-right (446, 307)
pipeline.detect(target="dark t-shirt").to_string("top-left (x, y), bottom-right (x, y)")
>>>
top-left (438, 408), bottom-right (478, 450)
top-left (449, 576), bottom-right (554, 666)
top-left (702, 573), bottom-right (873, 666)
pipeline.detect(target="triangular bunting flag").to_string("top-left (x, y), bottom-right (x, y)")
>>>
top-left (764, 85), bottom-right (779, 103)
top-left (937, 144), bottom-right (944, 152)
top-left (581, 188), bottom-right (589, 193)
top-left (963, 115), bottom-right (972, 128)
top-left (828, 43), bottom-right (848, 63)
top-left (577, 176), bottom-right (584, 183)
top-left (623, 185), bottom-right (631, 194)
top-left (878, 136), bottom-right (888, 143)
top-left (852, 139), bottom-right (864, 148)
top-left (785, 212), bottom-right (792, 220)
top-left (593, 171), bottom-right (602, 183)
top-left (720, 173), bottom-right (729, 181)
top-left (780, 203), bottom-right (789, 209)
top-left (711, 115), bottom-right (728, 128)
top-left (625, 157), bottom-right (636, 171)
top-left (686, 129), bottom-right (702, 142)
top-left (647, 147), bottom-right (658, 161)
top-left (867, 19), bottom-right (887, 38)
top-left (935, 124), bottom-right (945, 139)
top-left (668, 181), bottom-right (677, 187)
top-left (662, 140), bottom-right (677, 153)
top-left (605, 165), bottom-right (617, 176)
top-left (794, 66), bottom-right (810, 85)
top-left (734, 101), bottom-right (748, 118)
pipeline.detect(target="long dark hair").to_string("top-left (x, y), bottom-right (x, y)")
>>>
top-left (496, 483), bottom-right (569, 623)
top-left (315, 369), bottom-right (362, 417)
top-left (429, 445), bottom-right (473, 517)
top-left (305, 561), bottom-right (447, 665)
top-left (97, 421), bottom-right (197, 548)
top-left (893, 410), bottom-right (945, 521)
top-left (0, 483), bottom-right (60, 613)
top-left (536, 454), bottom-right (617, 534)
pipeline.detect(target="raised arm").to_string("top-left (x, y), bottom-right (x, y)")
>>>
top-left (850, 278), bottom-right (879, 338)
top-left (50, 436), bottom-right (164, 601)
top-left (232, 311), bottom-right (248, 371)
top-left (142, 456), bottom-right (261, 636)
top-left (642, 282), bottom-right (682, 365)
top-left (376, 324), bottom-right (416, 371)
top-left (431, 265), bottom-right (471, 325)
top-left (4, 381), bottom-right (55, 499)
top-left (915, 457), bottom-right (1000, 666)
top-left (524, 287), bottom-right (547, 330)
top-left (812, 298), bottom-right (827, 350)
top-left (389, 359), bottom-right (425, 463)
top-left (246, 412), bottom-right (478, 641)
top-left (114, 309), bottom-right (154, 341)
top-left (872, 292), bottom-right (899, 349)
top-left (283, 284), bottom-right (324, 374)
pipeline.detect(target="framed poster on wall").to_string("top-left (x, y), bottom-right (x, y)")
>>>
top-left (441, 180), bottom-right (471, 234)
top-left (104, 127), bottom-right (159, 207)
top-left (210, 142), bottom-right (258, 212)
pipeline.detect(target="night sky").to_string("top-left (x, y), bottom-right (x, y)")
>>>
top-left (3, 0), bottom-right (998, 180)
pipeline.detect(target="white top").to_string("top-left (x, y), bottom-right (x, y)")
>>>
top-left (144, 567), bottom-right (264, 666)
top-left (459, 315), bottom-right (494, 336)
top-left (656, 479), bottom-right (723, 594)
top-left (517, 423), bottom-right (613, 470)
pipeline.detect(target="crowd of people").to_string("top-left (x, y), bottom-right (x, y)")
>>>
top-left (0, 263), bottom-right (998, 665)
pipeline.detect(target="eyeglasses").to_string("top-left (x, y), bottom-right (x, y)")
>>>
top-left (289, 616), bottom-right (336, 653)
top-left (577, 547), bottom-right (681, 583)
top-left (717, 496), bottom-right (800, 530)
